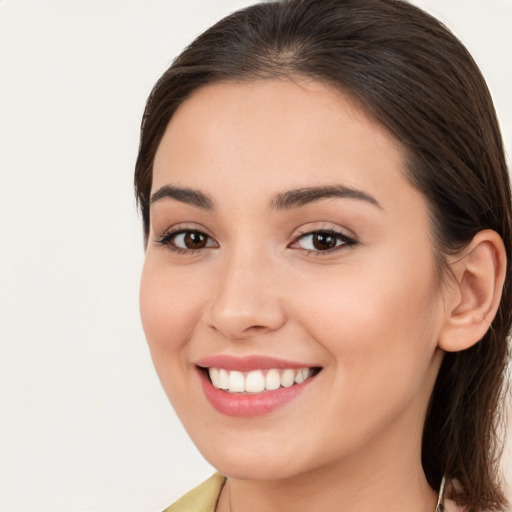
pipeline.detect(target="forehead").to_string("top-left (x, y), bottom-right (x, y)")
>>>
top-left (152, 78), bottom-right (418, 213)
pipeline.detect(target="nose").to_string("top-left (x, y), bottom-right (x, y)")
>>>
top-left (205, 249), bottom-right (286, 340)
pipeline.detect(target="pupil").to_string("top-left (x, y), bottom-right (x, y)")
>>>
top-left (313, 233), bottom-right (336, 250)
top-left (185, 231), bottom-right (207, 249)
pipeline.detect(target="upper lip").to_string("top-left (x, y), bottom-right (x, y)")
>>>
top-left (195, 355), bottom-right (318, 372)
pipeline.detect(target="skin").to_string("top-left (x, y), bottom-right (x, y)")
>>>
top-left (140, 79), bottom-right (458, 512)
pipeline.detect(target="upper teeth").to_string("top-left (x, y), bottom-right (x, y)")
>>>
top-left (208, 367), bottom-right (312, 393)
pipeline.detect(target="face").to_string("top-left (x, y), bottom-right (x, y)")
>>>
top-left (140, 79), bottom-right (446, 482)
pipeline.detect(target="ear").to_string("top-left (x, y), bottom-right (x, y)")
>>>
top-left (438, 229), bottom-right (507, 352)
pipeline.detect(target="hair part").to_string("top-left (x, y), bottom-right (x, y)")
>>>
top-left (134, 1), bottom-right (512, 509)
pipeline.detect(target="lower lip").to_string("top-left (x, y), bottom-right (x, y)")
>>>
top-left (199, 370), bottom-right (315, 417)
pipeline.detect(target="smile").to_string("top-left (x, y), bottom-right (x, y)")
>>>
top-left (195, 356), bottom-right (322, 417)
top-left (208, 367), bottom-right (314, 393)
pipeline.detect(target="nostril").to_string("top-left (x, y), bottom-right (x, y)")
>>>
top-left (208, 317), bottom-right (281, 340)
top-left (246, 325), bottom-right (269, 332)
top-left (205, 281), bottom-right (287, 339)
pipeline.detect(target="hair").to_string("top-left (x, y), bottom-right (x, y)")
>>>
top-left (134, 0), bottom-right (512, 510)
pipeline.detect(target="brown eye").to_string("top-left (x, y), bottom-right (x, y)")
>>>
top-left (293, 230), bottom-right (356, 253)
top-left (157, 229), bottom-right (218, 252)
top-left (182, 231), bottom-right (208, 249)
top-left (311, 233), bottom-right (338, 250)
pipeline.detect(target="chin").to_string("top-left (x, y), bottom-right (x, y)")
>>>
top-left (207, 456), bottom-right (305, 481)
top-left (194, 435), bottom-right (310, 481)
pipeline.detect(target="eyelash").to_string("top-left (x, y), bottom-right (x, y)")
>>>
top-left (290, 228), bottom-right (357, 255)
top-left (155, 227), bottom-right (357, 256)
top-left (155, 229), bottom-right (218, 255)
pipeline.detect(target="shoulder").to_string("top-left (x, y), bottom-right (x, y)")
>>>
top-left (162, 473), bottom-right (226, 512)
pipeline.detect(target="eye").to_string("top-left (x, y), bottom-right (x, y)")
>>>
top-left (156, 229), bottom-right (218, 252)
top-left (291, 230), bottom-right (356, 253)
top-left (172, 231), bottom-right (212, 250)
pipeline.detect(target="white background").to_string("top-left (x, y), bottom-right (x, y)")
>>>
top-left (0, 1), bottom-right (511, 511)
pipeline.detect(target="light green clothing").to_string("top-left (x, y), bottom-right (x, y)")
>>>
top-left (163, 473), bottom-right (226, 512)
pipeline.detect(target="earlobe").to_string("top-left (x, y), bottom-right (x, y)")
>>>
top-left (438, 230), bottom-right (507, 353)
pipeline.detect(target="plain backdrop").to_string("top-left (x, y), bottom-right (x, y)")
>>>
top-left (0, 1), bottom-right (511, 511)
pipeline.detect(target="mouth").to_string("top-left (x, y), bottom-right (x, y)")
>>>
top-left (202, 366), bottom-right (321, 393)
top-left (195, 356), bottom-right (322, 417)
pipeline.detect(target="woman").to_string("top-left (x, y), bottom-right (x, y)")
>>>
top-left (134, 0), bottom-right (512, 511)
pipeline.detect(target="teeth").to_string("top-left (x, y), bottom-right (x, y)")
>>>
top-left (280, 369), bottom-right (295, 388)
top-left (295, 368), bottom-right (310, 384)
top-left (207, 367), bottom-right (315, 393)
top-left (228, 370), bottom-right (245, 393)
top-left (245, 370), bottom-right (266, 393)
top-left (209, 367), bottom-right (220, 388)
top-left (218, 369), bottom-right (229, 390)
top-left (265, 369), bottom-right (281, 391)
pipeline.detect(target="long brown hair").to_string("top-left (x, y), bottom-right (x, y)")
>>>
top-left (134, 1), bottom-right (512, 509)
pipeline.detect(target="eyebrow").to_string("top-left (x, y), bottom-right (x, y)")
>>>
top-left (270, 185), bottom-right (382, 210)
top-left (150, 183), bottom-right (381, 211)
top-left (151, 185), bottom-right (215, 210)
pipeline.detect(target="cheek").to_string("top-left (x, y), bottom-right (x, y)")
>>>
top-left (139, 258), bottom-right (213, 421)
top-left (289, 253), bottom-right (441, 391)
top-left (281, 261), bottom-right (442, 460)
top-left (139, 259), bottom-right (205, 368)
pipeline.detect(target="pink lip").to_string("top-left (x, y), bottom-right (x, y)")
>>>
top-left (195, 354), bottom-right (312, 372)
top-left (196, 366), bottom-right (318, 418)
